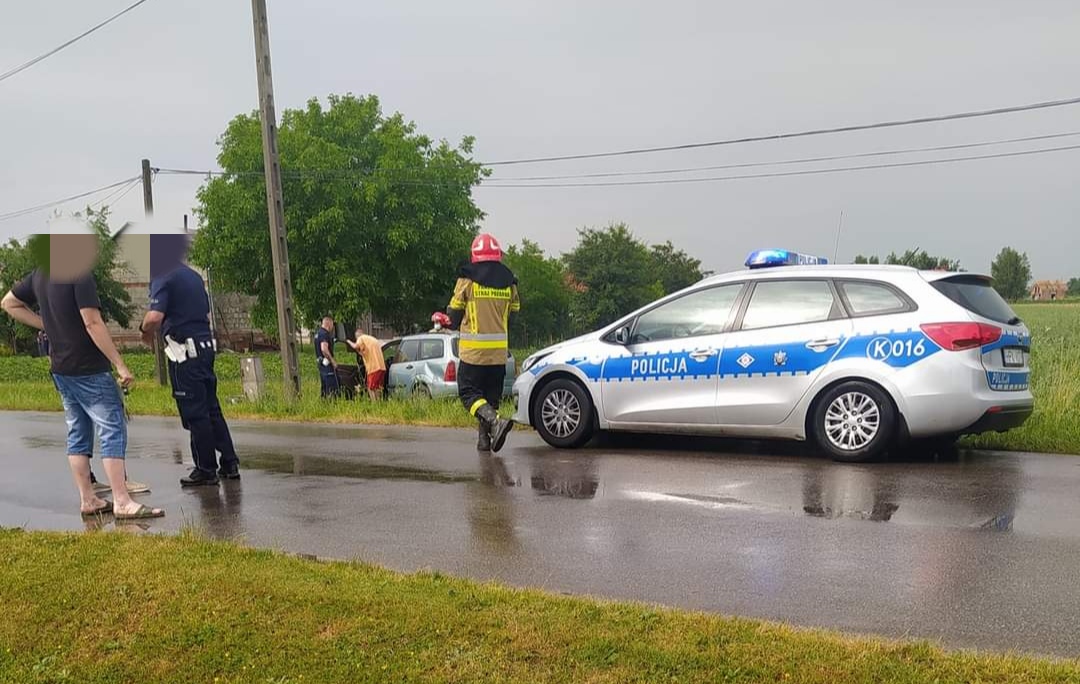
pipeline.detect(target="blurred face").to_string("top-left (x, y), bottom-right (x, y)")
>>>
top-left (48, 233), bottom-right (99, 283)
top-left (322, 318), bottom-right (334, 331)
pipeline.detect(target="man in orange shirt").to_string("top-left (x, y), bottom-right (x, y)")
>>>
top-left (347, 327), bottom-right (387, 401)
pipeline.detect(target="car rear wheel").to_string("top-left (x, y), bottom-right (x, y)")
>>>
top-left (811, 381), bottom-right (896, 463)
top-left (533, 379), bottom-right (594, 449)
top-left (412, 383), bottom-right (432, 399)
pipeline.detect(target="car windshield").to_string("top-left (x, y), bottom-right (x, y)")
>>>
top-left (932, 276), bottom-right (1020, 324)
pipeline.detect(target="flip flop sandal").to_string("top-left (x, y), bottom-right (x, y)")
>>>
top-left (81, 501), bottom-right (114, 517)
top-left (114, 504), bottom-right (165, 520)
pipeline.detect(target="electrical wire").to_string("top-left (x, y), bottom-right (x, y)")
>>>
top-left (156, 129), bottom-right (1080, 183)
top-left (91, 177), bottom-right (143, 209)
top-left (0, 176), bottom-right (141, 223)
top-left (481, 94), bottom-right (1080, 166)
top-left (0, 0), bottom-right (154, 84)
top-left (156, 141), bottom-right (1080, 189)
top-left (490, 130), bottom-right (1080, 181)
top-left (479, 143), bottom-right (1080, 188)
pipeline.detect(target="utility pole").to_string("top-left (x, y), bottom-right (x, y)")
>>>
top-left (142, 158), bottom-right (168, 387)
top-left (250, 0), bottom-right (301, 400)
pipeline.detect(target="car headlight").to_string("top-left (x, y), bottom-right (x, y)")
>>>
top-left (521, 352), bottom-right (553, 373)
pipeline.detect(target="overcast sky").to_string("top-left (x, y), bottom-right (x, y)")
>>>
top-left (2, 0), bottom-right (1078, 279)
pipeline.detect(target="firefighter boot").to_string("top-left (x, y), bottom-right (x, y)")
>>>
top-left (477, 404), bottom-right (513, 453)
top-left (477, 421), bottom-right (492, 451)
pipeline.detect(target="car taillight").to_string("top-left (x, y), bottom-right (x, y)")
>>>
top-left (444, 360), bottom-right (457, 382)
top-left (920, 322), bottom-right (1001, 351)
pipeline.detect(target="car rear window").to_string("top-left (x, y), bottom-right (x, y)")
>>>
top-left (838, 281), bottom-right (910, 316)
top-left (451, 338), bottom-right (459, 357)
top-left (931, 276), bottom-right (1020, 324)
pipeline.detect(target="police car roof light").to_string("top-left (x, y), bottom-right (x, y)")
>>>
top-left (745, 249), bottom-right (829, 269)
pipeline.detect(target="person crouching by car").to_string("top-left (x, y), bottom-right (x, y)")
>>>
top-left (346, 327), bottom-right (386, 401)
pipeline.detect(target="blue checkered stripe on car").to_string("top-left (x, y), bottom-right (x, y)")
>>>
top-left (986, 370), bottom-right (1030, 391)
top-left (543, 329), bottom-right (942, 383)
top-left (981, 330), bottom-right (1031, 354)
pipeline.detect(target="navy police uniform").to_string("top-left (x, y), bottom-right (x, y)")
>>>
top-left (149, 264), bottom-right (239, 478)
top-left (314, 326), bottom-right (339, 398)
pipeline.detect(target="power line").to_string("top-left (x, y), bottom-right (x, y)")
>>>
top-left (156, 141), bottom-right (1080, 189)
top-left (479, 143), bottom-right (1080, 188)
top-left (490, 130), bottom-right (1080, 181)
top-left (481, 94), bottom-right (1080, 166)
top-left (92, 177), bottom-right (143, 209)
top-left (156, 129), bottom-right (1080, 183)
top-left (0, 176), bottom-right (141, 223)
top-left (0, 0), bottom-right (154, 84)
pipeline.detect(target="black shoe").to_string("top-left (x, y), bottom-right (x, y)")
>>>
top-left (180, 469), bottom-right (220, 487)
top-left (218, 465), bottom-right (241, 480)
top-left (477, 423), bottom-right (492, 451)
top-left (477, 404), bottom-right (513, 453)
top-left (490, 418), bottom-right (514, 453)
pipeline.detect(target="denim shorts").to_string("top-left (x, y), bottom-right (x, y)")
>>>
top-left (52, 372), bottom-right (127, 459)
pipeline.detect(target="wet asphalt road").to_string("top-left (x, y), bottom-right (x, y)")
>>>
top-left (2, 411), bottom-right (1079, 658)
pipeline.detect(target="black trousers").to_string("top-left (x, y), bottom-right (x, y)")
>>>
top-left (458, 361), bottom-right (505, 415)
top-left (168, 349), bottom-right (239, 475)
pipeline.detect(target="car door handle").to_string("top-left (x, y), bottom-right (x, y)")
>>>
top-left (805, 338), bottom-right (840, 352)
top-left (405, 364), bottom-right (414, 370)
top-left (688, 348), bottom-right (718, 361)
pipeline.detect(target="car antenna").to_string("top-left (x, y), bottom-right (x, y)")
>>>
top-left (832, 210), bottom-right (844, 263)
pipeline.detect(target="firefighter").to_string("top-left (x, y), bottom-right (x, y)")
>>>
top-left (445, 233), bottom-right (519, 452)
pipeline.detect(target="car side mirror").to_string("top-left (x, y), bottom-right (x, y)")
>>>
top-left (614, 326), bottom-right (631, 345)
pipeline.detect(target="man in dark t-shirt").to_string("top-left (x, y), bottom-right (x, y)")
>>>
top-left (2, 269), bottom-right (163, 520)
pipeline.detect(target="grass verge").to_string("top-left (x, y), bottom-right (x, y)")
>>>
top-left (0, 529), bottom-right (1076, 683)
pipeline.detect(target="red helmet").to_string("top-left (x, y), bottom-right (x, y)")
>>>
top-left (431, 311), bottom-right (451, 328)
top-left (470, 233), bottom-right (502, 263)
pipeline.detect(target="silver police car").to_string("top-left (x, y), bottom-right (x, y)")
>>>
top-left (513, 249), bottom-right (1033, 462)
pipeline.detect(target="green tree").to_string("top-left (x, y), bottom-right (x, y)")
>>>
top-left (503, 239), bottom-right (573, 348)
top-left (883, 248), bottom-right (962, 271)
top-left (0, 207), bottom-right (134, 352)
top-left (1067, 278), bottom-right (1080, 298)
top-left (191, 94), bottom-right (486, 333)
top-left (853, 254), bottom-right (880, 265)
top-left (650, 241), bottom-right (704, 294)
top-left (990, 247), bottom-right (1032, 301)
top-left (563, 223), bottom-right (663, 330)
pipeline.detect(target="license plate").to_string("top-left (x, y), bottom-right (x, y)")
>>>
top-left (1002, 348), bottom-right (1025, 368)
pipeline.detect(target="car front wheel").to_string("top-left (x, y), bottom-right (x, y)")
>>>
top-left (533, 378), bottom-right (595, 449)
top-left (811, 381), bottom-right (896, 463)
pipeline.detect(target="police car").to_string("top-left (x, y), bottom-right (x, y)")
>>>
top-left (513, 249), bottom-right (1033, 462)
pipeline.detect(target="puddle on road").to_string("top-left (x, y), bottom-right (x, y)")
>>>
top-left (240, 451), bottom-right (478, 484)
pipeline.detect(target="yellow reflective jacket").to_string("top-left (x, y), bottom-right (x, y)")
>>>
top-left (447, 263), bottom-right (520, 366)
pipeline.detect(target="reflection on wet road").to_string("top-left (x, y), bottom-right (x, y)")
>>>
top-left (2, 411), bottom-right (1079, 657)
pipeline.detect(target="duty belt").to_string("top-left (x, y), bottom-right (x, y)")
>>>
top-left (163, 335), bottom-right (217, 364)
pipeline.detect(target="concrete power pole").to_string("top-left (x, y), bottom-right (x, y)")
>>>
top-left (250, 0), bottom-right (301, 400)
top-left (141, 158), bottom-right (168, 387)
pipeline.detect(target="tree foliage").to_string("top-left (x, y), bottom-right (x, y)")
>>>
top-left (0, 207), bottom-right (134, 352)
top-left (650, 241), bottom-right (705, 294)
top-left (854, 249), bottom-right (960, 271)
top-left (1068, 278), bottom-right (1080, 298)
top-left (990, 247), bottom-right (1032, 301)
top-left (563, 223), bottom-right (664, 330)
top-left (503, 240), bottom-right (572, 348)
top-left (191, 94), bottom-right (486, 333)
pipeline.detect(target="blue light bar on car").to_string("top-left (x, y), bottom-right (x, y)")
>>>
top-left (745, 249), bottom-right (829, 269)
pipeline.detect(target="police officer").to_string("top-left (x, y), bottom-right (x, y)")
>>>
top-left (140, 232), bottom-right (240, 487)
top-left (314, 316), bottom-right (340, 398)
top-left (445, 233), bottom-right (519, 452)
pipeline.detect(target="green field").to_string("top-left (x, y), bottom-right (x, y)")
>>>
top-left (0, 303), bottom-right (1076, 453)
top-left (0, 528), bottom-right (1075, 684)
